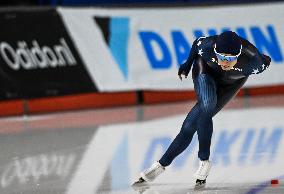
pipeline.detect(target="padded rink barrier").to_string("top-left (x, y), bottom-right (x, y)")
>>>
top-left (0, 100), bottom-right (24, 116)
top-left (26, 92), bottom-right (137, 114)
top-left (0, 85), bottom-right (284, 116)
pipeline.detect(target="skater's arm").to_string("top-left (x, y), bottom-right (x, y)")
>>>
top-left (242, 41), bottom-right (271, 75)
top-left (246, 53), bottom-right (271, 75)
top-left (178, 38), bottom-right (201, 80)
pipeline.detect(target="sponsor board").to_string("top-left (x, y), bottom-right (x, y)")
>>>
top-left (59, 3), bottom-right (284, 91)
top-left (0, 9), bottom-right (96, 99)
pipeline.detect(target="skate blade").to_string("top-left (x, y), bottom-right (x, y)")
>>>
top-left (194, 183), bottom-right (206, 190)
top-left (131, 177), bottom-right (148, 187)
top-left (194, 179), bottom-right (206, 190)
top-left (131, 178), bottom-right (150, 193)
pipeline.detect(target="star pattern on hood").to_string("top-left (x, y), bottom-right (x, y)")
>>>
top-left (252, 69), bottom-right (260, 74)
top-left (197, 41), bottom-right (202, 46)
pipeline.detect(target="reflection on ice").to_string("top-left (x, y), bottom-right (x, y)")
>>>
top-left (1, 153), bottom-right (76, 188)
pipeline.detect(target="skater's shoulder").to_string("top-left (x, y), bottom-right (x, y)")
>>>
top-left (194, 35), bottom-right (217, 49)
top-left (239, 37), bottom-right (260, 58)
top-left (195, 35), bottom-right (217, 42)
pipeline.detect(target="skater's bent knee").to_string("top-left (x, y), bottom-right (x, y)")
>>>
top-left (200, 102), bottom-right (216, 115)
top-left (180, 126), bottom-right (196, 136)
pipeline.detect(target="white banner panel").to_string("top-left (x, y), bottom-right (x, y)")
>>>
top-left (58, 2), bottom-right (284, 91)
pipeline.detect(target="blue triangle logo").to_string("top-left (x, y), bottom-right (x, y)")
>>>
top-left (94, 17), bottom-right (130, 80)
top-left (109, 18), bottom-right (130, 80)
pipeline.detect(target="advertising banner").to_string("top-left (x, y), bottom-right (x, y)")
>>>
top-left (0, 9), bottom-right (96, 100)
top-left (59, 2), bottom-right (284, 91)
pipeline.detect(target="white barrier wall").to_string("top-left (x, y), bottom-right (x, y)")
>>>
top-left (58, 3), bottom-right (284, 92)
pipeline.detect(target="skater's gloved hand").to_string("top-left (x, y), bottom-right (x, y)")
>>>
top-left (178, 63), bottom-right (190, 81)
top-left (262, 54), bottom-right (271, 66)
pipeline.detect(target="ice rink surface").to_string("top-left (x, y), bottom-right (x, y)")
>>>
top-left (0, 95), bottom-right (284, 194)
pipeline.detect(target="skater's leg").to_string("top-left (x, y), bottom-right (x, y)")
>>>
top-left (196, 76), bottom-right (248, 160)
top-left (196, 117), bottom-right (214, 160)
top-left (193, 74), bottom-right (217, 161)
top-left (213, 77), bottom-right (248, 116)
top-left (159, 57), bottom-right (211, 166)
top-left (159, 72), bottom-right (218, 166)
top-left (134, 103), bottom-right (202, 184)
top-left (133, 105), bottom-right (200, 185)
top-left (159, 103), bottom-right (200, 166)
top-left (196, 76), bottom-right (247, 159)
top-left (193, 76), bottom-right (248, 181)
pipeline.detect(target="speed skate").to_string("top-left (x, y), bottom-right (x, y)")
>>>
top-left (193, 160), bottom-right (211, 189)
top-left (132, 160), bottom-right (211, 191)
top-left (132, 161), bottom-right (165, 187)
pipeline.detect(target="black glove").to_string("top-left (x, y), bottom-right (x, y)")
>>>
top-left (178, 63), bottom-right (190, 77)
top-left (262, 54), bottom-right (271, 66)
